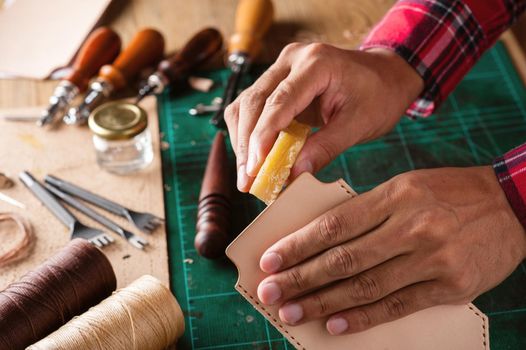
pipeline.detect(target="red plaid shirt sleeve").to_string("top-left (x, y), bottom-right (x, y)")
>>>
top-left (360, 0), bottom-right (526, 229)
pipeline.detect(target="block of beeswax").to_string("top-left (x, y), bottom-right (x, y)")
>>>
top-left (249, 120), bottom-right (311, 204)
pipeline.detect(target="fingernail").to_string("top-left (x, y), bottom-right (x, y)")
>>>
top-left (260, 252), bottom-right (282, 273)
top-left (237, 165), bottom-right (249, 191)
top-left (327, 317), bottom-right (349, 335)
top-left (279, 303), bottom-right (304, 325)
top-left (257, 282), bottom-right (281, 305)
top-left (246, 152), bottom-right (258, 176)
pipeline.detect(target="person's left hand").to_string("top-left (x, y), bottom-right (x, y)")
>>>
top-left (257, 166), bottom-right (526, 335)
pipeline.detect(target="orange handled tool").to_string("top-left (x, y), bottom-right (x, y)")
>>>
top-left (136, 27), bottom-right (223, 103)
top-left (209, 0), bottom-right (274, 127)
top-left (38, 27), bottom-right (121, 127)
top-left (228, 0), bottom-right (274, 59)
top-left (64, 28), bottom-right (165, 125)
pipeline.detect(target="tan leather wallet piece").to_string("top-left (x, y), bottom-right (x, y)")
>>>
top-left (226, 173), bottom-right (489, 350)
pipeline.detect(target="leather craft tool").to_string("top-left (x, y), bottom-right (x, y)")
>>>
top-left (135, 27), bottom-right (223, 104)
top-left (0, 106), bottom-right (43, 122)
top-left (190, 0), bottom-right (274, 126)
top-left (64, 28), bottom-right (165, 125)
top-left (0, 192), bottom-right (25, 209)
top-left (0, 238), bottom-right (116, 350)
top-left (19, 171), bottom-right (114, 248)
top-left (45, 175), bottom-right (164, 234)
top-left (38, 27), bottom-right (121, 127)
top-left (226, 173), bottom-right (490, 350)
top-left (195, 131), bottom-right (233, 259)
top-left (45, 183), bottom-right (148, 250)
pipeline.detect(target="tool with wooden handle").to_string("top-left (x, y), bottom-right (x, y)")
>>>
top-left (207, 0), bottom-right (274, 127)
top-left (135, 27), bottom-right (223, 104)
top-left (64, 28), bottom-right (165, 125)
top-left (195, 131), bottom-right (234, 259)
top-left (37, 27), bottom-right (121, 127)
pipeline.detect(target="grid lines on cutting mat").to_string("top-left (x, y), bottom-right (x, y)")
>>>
top-left (159, 41), bottom-right (526, 349)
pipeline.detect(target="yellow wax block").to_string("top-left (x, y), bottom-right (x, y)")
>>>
top-left (249, 120), bottom-right (311, 204)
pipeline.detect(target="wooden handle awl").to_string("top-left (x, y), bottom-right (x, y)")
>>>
top-left (65, 27), bottom-right (121, 92)
top-left (158, 27), bottom-right (223, 83)
top-left (195, 132), bottom-right (233, 259)
top-left (99, 28), bottom-right (165, 90)
top-left (228, 0), bottom-right (274, 58)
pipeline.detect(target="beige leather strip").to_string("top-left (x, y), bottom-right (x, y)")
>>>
top-left (226, 173), bottom-right (489, 350)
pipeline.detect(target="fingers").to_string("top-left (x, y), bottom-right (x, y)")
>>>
top-left (235, 66), bottom-right (291, 191)
top-left (225, 44), bottom-right (301, 191)
top-left (326, 281), bottom-right (439, 335)
top-left (276, 254), bottom-right (428, 325)
top-left (245, 62), bottom-right (331, 177)
top-left (291, 121), bottom-right (350, 178)
top-left (260, 190), bottom-right (391, 275)
top-left (257, 215), bottom-right (411, 305)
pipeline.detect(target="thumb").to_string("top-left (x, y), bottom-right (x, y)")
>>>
top-left (291, 123), bottom-right (348, 179)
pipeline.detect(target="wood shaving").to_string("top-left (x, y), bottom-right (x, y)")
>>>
top-left (0, 173), bottom-right (14, 189)
top-left (188, 76), bottom-right (215, 93)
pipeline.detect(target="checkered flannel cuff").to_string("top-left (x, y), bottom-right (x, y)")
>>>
top-left (494, 143), bottom-right (526, 230)
top-left (360, 0), bottom-right (486, 118)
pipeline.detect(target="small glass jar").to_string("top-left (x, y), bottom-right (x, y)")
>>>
top-left (88, 101), bottom-right (153, 175)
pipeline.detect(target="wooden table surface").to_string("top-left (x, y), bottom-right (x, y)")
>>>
top-left (0, 0), bottom-right (396, 108)
top-left (0, 0), bottom-right (400, 290)
top-left (2, 0), bottom-right (526, 288)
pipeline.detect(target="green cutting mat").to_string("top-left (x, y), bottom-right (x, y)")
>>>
top-left (159, 41), bottom-right (526, 350)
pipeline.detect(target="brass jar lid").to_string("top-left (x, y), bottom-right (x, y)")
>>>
top-left (88, 101), bottom-right (147, 140)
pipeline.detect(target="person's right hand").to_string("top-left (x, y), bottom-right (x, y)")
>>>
top-left (224, 43), bottom-right (424, 192)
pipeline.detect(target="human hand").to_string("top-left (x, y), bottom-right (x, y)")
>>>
top-left (256, 166), bottom-right (526, 335)
top-left (224, 43), bottom-right (423, 192)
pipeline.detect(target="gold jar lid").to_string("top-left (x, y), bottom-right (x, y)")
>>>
top-left (88, 101), bottom-right (148, 140)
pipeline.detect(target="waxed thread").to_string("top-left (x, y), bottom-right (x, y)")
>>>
top-left (28, 275), bottom-right (184, 350)
top-left (0, 239), bottom-right (116, 350)
top-left (0, 212), bottom-right (34, 266)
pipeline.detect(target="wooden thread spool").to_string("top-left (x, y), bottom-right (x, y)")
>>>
top-left (195, 131), bottom-right (233, 259)
top-left (27, 275), bottom-right (185, 350)
top-left (0, 238), bottom-right (116, 350)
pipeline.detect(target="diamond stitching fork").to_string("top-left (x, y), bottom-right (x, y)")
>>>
top-left (44, 183), bottom-right (148, 250)
top-left (19, 171), bottom-right (114, 248)
top-left (45, 175), bottom-right (164, 234)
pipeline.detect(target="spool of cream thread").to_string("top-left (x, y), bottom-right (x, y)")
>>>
top-left (28, 275), bottom-right (185, 350)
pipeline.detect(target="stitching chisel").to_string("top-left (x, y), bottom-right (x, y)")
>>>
top-left (38, 27), bottom-right (121, 127)
top-left (63, 28), bottom-right (165, 125)
top-left (135, 27), bottom-right (223, 104)
top-left (203, 0), bottom-right (274, 127)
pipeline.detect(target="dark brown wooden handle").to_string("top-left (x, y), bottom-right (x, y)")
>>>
top-left (195, 132), bottom-right (233, 259)
top-left (99, 28), bottom-right (165, 90)
top-left (158, 27), bottom-right (223, 83)
top-left (65, 27), bottom-right (121, 92)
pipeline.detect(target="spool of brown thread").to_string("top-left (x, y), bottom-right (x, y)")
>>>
top-left (0, 238), bottom-right (116, 350)
top-left (195, 131), bottom-right (233, 259)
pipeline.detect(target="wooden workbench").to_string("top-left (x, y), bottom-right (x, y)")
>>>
top-left (0, 0), bottom-right (397, 290)
top-left (2, 0), bottom-right (526, 291)
top-left (0, 0), bottom-right (396, 107)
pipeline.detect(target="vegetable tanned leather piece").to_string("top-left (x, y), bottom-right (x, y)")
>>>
top-left (227, 173), bottom-right (489, 350)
